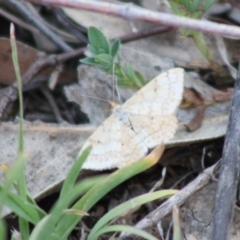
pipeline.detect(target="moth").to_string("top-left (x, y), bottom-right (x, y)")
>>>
top-left (79, 68), bottom-right (184, 170)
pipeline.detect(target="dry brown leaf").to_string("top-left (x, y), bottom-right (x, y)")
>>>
top-left (213, 88), bottom-right (233, 102)
top-left (0, 38), bottom-right (75, 86)
top-left (185, 106), bottom-right (206, 132)
top-left (182, 87), bottom-right (204, 108)
top-left (0, 38), bottom-right (41, 84)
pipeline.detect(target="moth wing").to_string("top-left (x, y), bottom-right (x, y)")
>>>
top-left (124, 68), bottom-right (184, 115)
top-left (80, 114), bottom-right (147, 170)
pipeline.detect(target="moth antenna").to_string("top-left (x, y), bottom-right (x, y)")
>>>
top-left (79, 93), bottom-right (109, 104)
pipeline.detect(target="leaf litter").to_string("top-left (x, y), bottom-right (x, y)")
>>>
top-left (1, 1), bottom-right (240, 238)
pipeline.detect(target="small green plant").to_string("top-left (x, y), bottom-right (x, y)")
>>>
top-left (81, 27), bottom-right (147, 90)
top-left (169, 0), bottom-right (216, 63)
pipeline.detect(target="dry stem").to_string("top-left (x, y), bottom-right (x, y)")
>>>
top-left (27, 0), bottom-right (240, 39)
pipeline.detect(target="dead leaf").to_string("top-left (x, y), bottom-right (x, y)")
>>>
top-left (185, 107), bottom-right (206, 132)
top-left (0, 38), bottom-right (76, 86)
top-left (0, 38), bottom-right (41, 85)
top-left (0, 48), bottom-right (233, 217)
top-left (0, 121), bottom-right (94, 207)
top-left (182, 87), bottom-right (204, 108)
top-left (213, 88), bottom-right (233, 102)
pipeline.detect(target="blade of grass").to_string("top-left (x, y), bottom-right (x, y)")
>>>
top-left (56, 145), bottom-right (165, 238)
top-left (88, 190), bottom-right (178, 239)
top-left (28, 216), bottom-right (52, 240)
top-left (10, 23), bottom-right (24, 154)
top-left (92, 225), bottom-right (158, 240)
top-left (0, 184), bottom-right (45, 224)
top-left (0, 219), bottom-right (6, 240)
top-left (30, 175), bottom-right (107, 240)
top-left (0, 155), bottom-right (27, 214)
top-left (10, 23), bottom-right (29, 240)
top-left (60, 147), bottom-right (91, 198)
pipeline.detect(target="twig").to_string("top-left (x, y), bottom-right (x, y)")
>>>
top-left (40, 86), bottom-right (64, 123)
top-left (120, 161), bottom-right (219, 238)
top-left (120, 25), bottom-right (172, 43)
top-left (212, 64), bottom-right (240, 240)
top-left (52, 7), bottom-right (88, 43)
top-left (27, 0), bottom-right (240, 39)
top-left (0, 7), bottom-right (39, 33)
top-left (7, 0), bottom-right (72, 52)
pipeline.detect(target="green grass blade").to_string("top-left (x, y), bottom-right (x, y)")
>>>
top-left (91, 225), bottom-right (158, 240)
top-left (60, 147), bottom-right (91, 198)
top-left (10, 23), bottom-right (29, 240)
top-left (0, 219), bottom-right (6, 240)
top-left (0, 185), bottom-right (45, 224)
top-left (204, 0), bottom-right (215, 10)
top-left (10, 24), bottom-right (24, 153)
top-left (30, 175), bottom-right (106, 240)
top-left (0, 154), bottom-right (26, 213)
top-left (29, 216), bottom-right (53, 240)
top-left (55, 145), bottom-right (165, 238)
top-left (88, 190), bottom-right (178, 239)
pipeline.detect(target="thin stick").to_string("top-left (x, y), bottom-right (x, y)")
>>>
top-left (27, 0), bottom-right (240, 39)
top-left (8, 0), bottom-right (72, 52)
top-left (212, 64), bottom-right (240, 240)
top-left (120, 162), bottom-right (219, 237)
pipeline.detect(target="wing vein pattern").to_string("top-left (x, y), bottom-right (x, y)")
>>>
top-left (80, 68), bottom-right (184, 170)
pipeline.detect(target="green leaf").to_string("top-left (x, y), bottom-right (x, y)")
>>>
top-left (0, 219), bottom-right (6, 240)
top-left (29, 176), bottom-right (106, 240)
top-left (0, 184), bottom-right (45, 224)
top-left (183, 0), bottom-right (191, 11)
top-left (191, 0), bottom-right (201, 12)
top-left (123, 64), bottom-right (146, 89)
top-left (93, 54), bottom-right (113, 72)
top-left (29, 216), bottom-right (51, 240)
top-left (203, 0), bottom-right (215, 10)
top-left (95, 53), bottom-right (113, 65)
top-left (89, 190), bottom-right (178, 239)
top-left (90, 225), bottom-right (158, 240)
top-left (60, 147), bottom-right (91, 198)
top-left (110, 39), bottom-right (121, 59)
top-left (11, 24), bottom-right (30, 240)
top-left (55, 146), bottom-right (164, 238)
top-left (99, 65), bottom-right (111, 72)
top-left (192, 31), bottom-right (212, 61)
top-left (117, 78), bottom-right (137, 89)
top-left (87, 44), bottom-right (98, 55)
top-left (80, 57), bottom-right (110, 71)
top-left (175, 0), bottom-right (183, 4)
top-left (88, 27), bottom-right (110, 54)
top-left (125, 63), bottom-right (137, 81)
top-left (134, 71), bottom-right (147, 88)
top-left (80, 57), bottom-right (96, 65)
